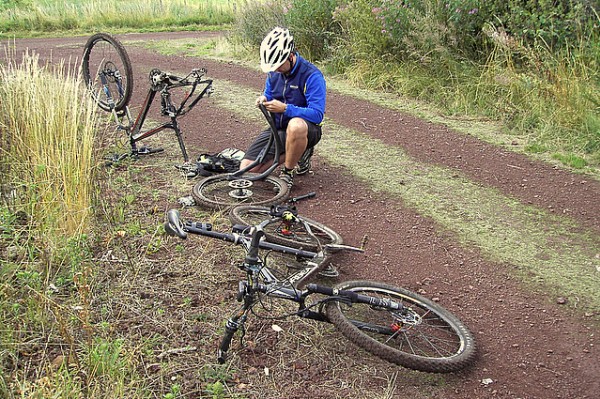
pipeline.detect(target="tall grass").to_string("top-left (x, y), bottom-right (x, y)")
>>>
top-left (0, 0), bottom-right (242, 35)
top-left (0, 51), bottom-right (97, 243)
top-left (0, 51), bottom-right (146, 398)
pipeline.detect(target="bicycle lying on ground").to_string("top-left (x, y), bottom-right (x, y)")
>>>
top-left (164, 196), bottom-right (477, 373)
top-left (81, 32), bottom-right (214, 163)
top-left (190, 103), bottom-right (291, 209)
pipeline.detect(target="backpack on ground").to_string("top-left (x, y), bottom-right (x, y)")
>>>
top-left (195, 148), bottom-right (245, 176)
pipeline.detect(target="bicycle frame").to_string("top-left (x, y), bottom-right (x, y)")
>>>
top-left (106, 68), bottom-right (214, 163)
top-left (164, 207), bottom-right (406, 364)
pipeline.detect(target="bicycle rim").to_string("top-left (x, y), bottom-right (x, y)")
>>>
top-left (325, 280), bottom-right (476, 373)
top-left (192, 174), bottom-right (290, 210)
top-left (230, 205), bottom-right (342, 251)
top-left (82, 32), bottom-right (133, 113)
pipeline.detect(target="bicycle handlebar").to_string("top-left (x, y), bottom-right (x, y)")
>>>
top-left (164, 209), bottom-right (320, 259)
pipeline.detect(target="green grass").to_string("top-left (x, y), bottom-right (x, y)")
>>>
top-left (0, 0), bottom-right (248, 37)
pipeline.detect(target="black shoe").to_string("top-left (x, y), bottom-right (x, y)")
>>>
top-left (296, 147), bottom-right (313, 175)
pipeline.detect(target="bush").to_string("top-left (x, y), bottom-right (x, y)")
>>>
top-left (230, 0), bottom-right (287, 50)
top-left (332, 0), bottom-right (395, 61)
top-left (230, 0), bottom-right (341, 62)
top-left (284, 0), bottom-right (341, 61)
top-left (495, 0), bottom-right (598, 49)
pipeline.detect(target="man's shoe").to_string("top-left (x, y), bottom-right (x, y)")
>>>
top-left (318, 264), bottom-right (339, 278)
top-left (296, 147), bottom-right (313, 175)
top-left (278, 167), bottom-right (294, 188)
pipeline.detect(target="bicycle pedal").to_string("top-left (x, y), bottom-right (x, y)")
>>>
top-left (137, 146), bottom-right (164, 155)
top-left (103, 153), bottom-right (128, 166)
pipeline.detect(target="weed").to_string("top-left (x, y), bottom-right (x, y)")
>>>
top-left (163, 383), bottom-right (182, 399)
top-left (204, 381), bottom-right (226, 399)
top-left (552, 153), bottom-right (588, 169)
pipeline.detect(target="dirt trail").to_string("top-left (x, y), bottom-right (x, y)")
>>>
top-left (5, 32), bottom-right (600, 399)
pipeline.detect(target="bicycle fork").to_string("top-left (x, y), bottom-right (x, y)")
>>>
top-left (217, 310), bottom-right (248, 364)
top-left (217, 281), bottom-right (253, 364)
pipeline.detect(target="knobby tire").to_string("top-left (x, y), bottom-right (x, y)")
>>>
top-left (82, 32), bottom-right (133, 113)
top-left (229, 205), bottom-right (342, 252)
top-left (325, 280), bottom-right (476, 373)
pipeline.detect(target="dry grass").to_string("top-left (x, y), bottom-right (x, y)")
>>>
top-left (0, 50), bottom-right (98, 243)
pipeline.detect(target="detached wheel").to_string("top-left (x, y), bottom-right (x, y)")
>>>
top-left (192, 174), bottom-right (290, 210)
top-left (326, 280), bottom-right (476, 373)
top-left (82, 32), bottom-right (133, 114)
top-left (229, 205), bottom-right (342, 252)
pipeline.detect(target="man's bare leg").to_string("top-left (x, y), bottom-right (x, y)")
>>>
top-left (284, 118), bottom-right (308, 170)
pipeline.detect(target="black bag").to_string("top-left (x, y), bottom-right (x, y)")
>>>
top-left (195, 148), bottom-right (245, 176)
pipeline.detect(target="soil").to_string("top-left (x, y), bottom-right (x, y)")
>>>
top-left (6, 32), bottom-right (600, 399)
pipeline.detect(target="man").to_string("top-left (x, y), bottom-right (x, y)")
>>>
top-left (239, 27), bottom-right (326, 188)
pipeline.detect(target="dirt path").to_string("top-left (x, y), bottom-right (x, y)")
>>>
top-left (6, 32), bottom-right (600, 399)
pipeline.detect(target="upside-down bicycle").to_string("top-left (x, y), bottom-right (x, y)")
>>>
top-left (164, 196), bottom-right (477, 373)
top-left (81, 32), bottom-right (214, 163)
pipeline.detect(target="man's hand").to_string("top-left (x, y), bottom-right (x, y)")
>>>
top-left (261, 99), bottom-right (287, 114)
top-left (255, 95), bottom-right (267, 106)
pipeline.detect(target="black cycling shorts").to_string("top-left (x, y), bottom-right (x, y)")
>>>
top-left (243, 121), bottom-right (322, 161)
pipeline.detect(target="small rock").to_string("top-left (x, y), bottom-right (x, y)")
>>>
top-left (556, 297), bottom-right (567, 305)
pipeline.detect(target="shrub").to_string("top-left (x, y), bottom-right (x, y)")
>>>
top-left (331, 0), bottom-right (392, 62)
top-left (230, 0), bottom-right (341, 62)
top-left (283, 0), bottom-right (341, 61)
top-left (229, 0), bottom-right (287, 50)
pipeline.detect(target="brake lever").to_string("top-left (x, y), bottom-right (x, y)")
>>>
top-left (164, 209), bottom-right (187, 239)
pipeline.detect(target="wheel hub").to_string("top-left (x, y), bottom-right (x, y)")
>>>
top-left (228, 179), bottom-right (254, 199)
top-left (102, 61), bottom-right (119, 82)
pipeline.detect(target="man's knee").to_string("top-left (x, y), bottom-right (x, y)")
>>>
top-left (286, 118), bottom-right (308, 140)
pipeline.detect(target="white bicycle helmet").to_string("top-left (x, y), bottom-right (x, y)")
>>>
top-left (260, 27), bottom-right (294, 73)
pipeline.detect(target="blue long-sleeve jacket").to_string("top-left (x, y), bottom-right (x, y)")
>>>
top-left (263, 53), bottom-right (326, 130)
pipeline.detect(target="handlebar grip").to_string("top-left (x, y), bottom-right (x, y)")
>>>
top-left (306, 283), bottom-right (359, 302)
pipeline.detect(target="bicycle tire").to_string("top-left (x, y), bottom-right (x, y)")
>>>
top-left (82, 32), bottom-right (133, 113)
top-left (325, 280), bottom-right (476, 373)
top-left (192, 173), bottom-right (290, 210)
top-left (229, 205), bottom-right (343, 252)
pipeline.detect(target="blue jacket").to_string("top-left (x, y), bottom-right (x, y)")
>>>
top-left (263, 53), bottom-right (326, 130)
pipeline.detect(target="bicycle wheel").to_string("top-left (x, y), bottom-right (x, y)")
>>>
top-left (82, 32), bottom-right (133, 114)
top-left (192, 174), bottom-right (290, 210)
top-left (230, 205), bottom-right (342, 252)
top-left (325, 280), bottom-right (476, 373)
